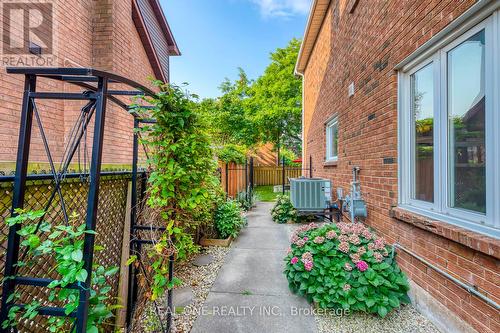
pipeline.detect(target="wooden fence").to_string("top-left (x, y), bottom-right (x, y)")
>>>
top-left (220, 162), bottom-right (248, 198)
top-left (219, 160), bottom-right (312, 197)
top-left (253, 166), bottom-right (303, 186)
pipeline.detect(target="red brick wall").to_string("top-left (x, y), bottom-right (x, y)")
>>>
top-left (0, 0), bottom-right (160, 167)
top-left (302, 1), bottom-right (499, 332)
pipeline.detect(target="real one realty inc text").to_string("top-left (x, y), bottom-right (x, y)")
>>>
top-left (179, 306), bottom-right (350, 317)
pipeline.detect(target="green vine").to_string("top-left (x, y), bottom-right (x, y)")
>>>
top-left (133, 81), bottom-right (221, 300)
top-left (2, 210), bottom-right (119, 333)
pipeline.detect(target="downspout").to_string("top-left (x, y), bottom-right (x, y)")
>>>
top-left (296, 71), bottom-right (305, 173)
top-left (393, 243), bottom-right (500, 311)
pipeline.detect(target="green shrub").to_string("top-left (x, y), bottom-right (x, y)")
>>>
top-left (215, 200), bottom-right (246, 239)
top-left (236, 190), bottom-right (257, 211)
top-left (284, 222), bottom-right (410, 317)
top-left (271, 195), bottom-right (298, 224)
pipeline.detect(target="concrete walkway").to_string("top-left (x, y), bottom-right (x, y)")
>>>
top-left (191, 202), bottom-right (317, 333)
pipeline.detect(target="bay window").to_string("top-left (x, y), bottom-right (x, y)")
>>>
top-left (398, 8), bottom-right (499, 237)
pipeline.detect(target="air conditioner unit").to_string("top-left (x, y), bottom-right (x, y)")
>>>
top-left (290, 178), bottom-right (331, 212)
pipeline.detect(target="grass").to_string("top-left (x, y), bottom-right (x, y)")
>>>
top-left (254, 185), bottom-right (279, 202)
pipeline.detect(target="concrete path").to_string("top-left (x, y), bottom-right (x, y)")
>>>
top-left (191, 202), bottom-right (317, 333)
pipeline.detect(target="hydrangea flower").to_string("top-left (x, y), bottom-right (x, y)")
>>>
top-left (367, 242), bottom-right (375, 250)
top-left (350, 253), bottom-right (360, 263)
top-left (301, 252), bottom-right (313, 262)
top-left (295, 239), bottom-right (306, 248)
top-left (362, 229), bottom-right (372, 240)
top-left (348, 234), bottom-right (360, 245)
top-left (326, 230), bottom-right (337, 239)
top-left (373, 252), bottom-right (383, 263)
top-left (313, 236), bottom-right (325, 244)
top-left (343, 284), bottom-right (351, 291)
top-left (291, 257), bottom-right (299, 265)
top-left (344, 262), bottom-right (353, 271)
top-left (337, 222), bottom-right (351, 234)
top-left (356, 260), bottom-right (369, 272)
top-left (352, 223), bottom-right (365, 235)
top-left (303, 237), bottom-right (309, 242)
top-left (339, 235), bottom-right (349, 242)
top-left (338, 241), bottom-right (349, 253)
top-left (374, 238), bottom-right (385, 250)
top-left (357, 246), bottom-right (366, 255)
top-left (304, 260), bottom-right (314, 271)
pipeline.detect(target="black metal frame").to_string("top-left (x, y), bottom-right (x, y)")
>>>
top-left (0, 67), bottom-right (172, 333)
top-left (126, 118), bottom-right (174, 332)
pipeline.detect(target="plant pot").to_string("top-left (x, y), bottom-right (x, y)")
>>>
top-left (199, 235), bottom-right (233, 247)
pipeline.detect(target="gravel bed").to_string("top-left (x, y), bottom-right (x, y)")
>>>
top-left (172, 246), bottom-right (230, 333)
top-left (133, 246), bottom-right (230, 333)
top-left (315, 304), bottom-right (441, 333)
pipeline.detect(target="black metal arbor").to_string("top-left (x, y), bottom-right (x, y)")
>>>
top-left (0, 67), bottom-right (170, 332)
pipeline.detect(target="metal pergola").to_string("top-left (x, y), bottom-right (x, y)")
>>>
top-left (0, 67), bottom-right (172, 332)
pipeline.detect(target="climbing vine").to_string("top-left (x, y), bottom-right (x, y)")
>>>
top-left (3, 210), bottom-right (118, 332)
top-left (133, 81), bottom-right (221, 300)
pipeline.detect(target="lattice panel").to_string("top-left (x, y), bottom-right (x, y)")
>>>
top-left (0, 174), bottom-right (131, 332)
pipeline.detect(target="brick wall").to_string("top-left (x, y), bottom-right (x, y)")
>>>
top-left (0, 0), bottom-right (160, 168)
top-left (302, 1), bottom-right (499, 332)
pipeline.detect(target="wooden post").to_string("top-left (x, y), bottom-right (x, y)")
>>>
top-left (116, 182), bottom-right (132, 328)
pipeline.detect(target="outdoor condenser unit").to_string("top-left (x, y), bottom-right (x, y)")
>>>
top-left (290, 178), bottom-right (331, 212)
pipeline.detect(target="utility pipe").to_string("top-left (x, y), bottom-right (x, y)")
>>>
top-left (393, 243), bottom-right (500, 311)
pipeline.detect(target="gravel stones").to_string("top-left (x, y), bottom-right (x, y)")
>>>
top-left (315, 304), bottom-right (441, 333)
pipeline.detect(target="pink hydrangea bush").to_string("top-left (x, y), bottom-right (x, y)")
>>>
top-left (284, 222), bottom-right (410, 318)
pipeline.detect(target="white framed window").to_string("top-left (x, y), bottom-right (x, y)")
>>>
top-left (326, 116), bottom-right (338, 162)
top-left (398, 7), bottom-right (500, 238)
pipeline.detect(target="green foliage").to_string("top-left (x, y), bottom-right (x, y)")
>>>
top-left (249, 38), bottom-right (302, 153)
top-left (271, 195), bottom-right (298, 224)
top-left (214, 200), bottom-right (246, 239)
top-left (284, 223), bottom-right (410, 317)
top-left (196, 69), bottom-right (260, 147)
top-left (3, 210), bottom-right (118, 332)
top-left (235, 190), bottom-right (257, 211)
top-left (196, 39), bottom-right (303, 156)
top-left (133, 81), bottom-right (220, 300)
top-left (280, 147), bottom-right (300, 166)
top-left (217, 144), bottom-right (247, 165)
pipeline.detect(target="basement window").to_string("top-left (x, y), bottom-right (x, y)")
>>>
top-left (326, 117), bottom-right (338, 162)
top-left (398, 8), bottom-right (500, 238)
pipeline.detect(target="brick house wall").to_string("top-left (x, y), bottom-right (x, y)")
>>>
top-left (0, 0), bottom-right (176, 170)
top-left (299, 1), bottom-right (499, 332)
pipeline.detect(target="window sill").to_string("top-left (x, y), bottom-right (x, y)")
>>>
top-left (324, 160), bottom-right (338, 167)
top-left (390, 206), bottom-right (500, 259)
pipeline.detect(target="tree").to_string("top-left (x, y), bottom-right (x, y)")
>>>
top-left (249, 38), bottom-right (302, 160)
top-left (196, 68), bottom-right (260, 147)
